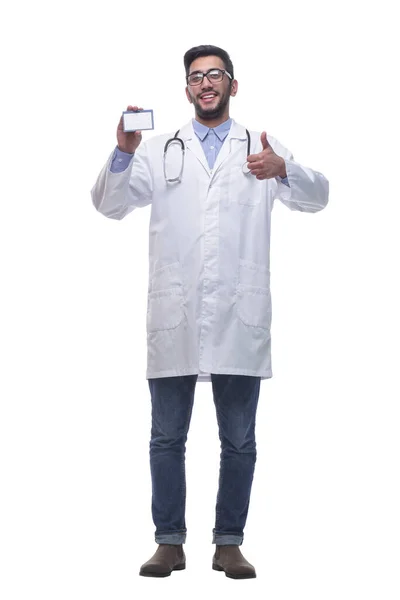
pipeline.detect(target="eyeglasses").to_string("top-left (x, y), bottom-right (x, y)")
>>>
top-left (186, 68), bottom-right (232, 86)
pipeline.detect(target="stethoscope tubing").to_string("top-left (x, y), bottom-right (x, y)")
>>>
top-left (163, 128), bottom-right (251, 182)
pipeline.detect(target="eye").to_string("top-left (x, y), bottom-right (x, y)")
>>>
top-left (188, 73), bottom-right (203, 84)
top-left (208, 70), bottom-right (221, 80)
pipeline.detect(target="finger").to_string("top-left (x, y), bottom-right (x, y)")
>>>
top-left (247, 153), bottom-right (263, 163)
top-left (260, 131), bottom-right (270, 150)
top-left (249, 170), bottom-right (264, 179)
top-left (247, 160), bottom-right (263, 170)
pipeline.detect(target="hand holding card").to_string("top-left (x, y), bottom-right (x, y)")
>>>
top-left (117, 106), bottom-right (149, 154)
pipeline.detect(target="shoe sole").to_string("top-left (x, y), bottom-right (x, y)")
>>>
top-left (139, 563), bottom-right (186, 577)
top-left (212, 563), bottom-right (256, 579)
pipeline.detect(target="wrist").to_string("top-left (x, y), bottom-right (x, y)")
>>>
top-left (279, 158), bottom-right (287, 179)
top-left (117, 145), bottom-right (135, 155)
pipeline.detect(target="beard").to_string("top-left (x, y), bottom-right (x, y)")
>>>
top-left (192, 89), bottom-right (230, 121)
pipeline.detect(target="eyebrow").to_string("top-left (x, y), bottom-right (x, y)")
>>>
top-left (189, 68), bottom-right (219, 75)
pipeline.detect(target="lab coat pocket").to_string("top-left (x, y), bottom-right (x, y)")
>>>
top-left (149, 261), bottom-right (182, 292)
top-left (147, 262), bottom-right (185, 332)
top-left (236, 260), bottom-right (271, 329)
top-left (236, 285), bottom-right (272, 329)
top-left (229, 166), bottom-right (261, 206)
top-left (147, 288), bottom-right (185, 332)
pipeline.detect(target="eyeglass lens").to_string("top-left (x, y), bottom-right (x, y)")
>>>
top-left (188, 69), bottom-right (224, 85)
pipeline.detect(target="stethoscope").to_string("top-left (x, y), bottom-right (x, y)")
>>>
top-left (163, 129), bottom-right (252, 183)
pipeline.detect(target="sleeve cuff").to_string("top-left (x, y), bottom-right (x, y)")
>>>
top-left (110, 146), bottom-right (135, 173)
top-left (277, 175), bottom-right (290, 187)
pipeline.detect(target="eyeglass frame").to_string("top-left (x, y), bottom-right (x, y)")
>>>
top-left (186, 68), bottom-right (233, 86)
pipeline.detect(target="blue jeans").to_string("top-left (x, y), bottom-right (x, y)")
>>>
top-left (148, 373), bottom-right (261, 546)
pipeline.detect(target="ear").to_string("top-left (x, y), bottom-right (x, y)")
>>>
top-left (185, 86), bottom-right (193, 104)
top-left (230, 79), bottom-right (238, 97)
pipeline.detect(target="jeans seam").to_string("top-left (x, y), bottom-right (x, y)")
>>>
top-left (180, 376), bottom-right (196, 526)
top-left (213, 379), bottom-right (224, 530)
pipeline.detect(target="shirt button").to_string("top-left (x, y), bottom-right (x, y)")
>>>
top-left (210, 146), bottom-right (215, 149)
top-left (118, 158), bottom-right (122, 162)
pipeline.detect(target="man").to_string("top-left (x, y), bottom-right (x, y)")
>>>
top-left (91, 44), bottom-right (329, 579)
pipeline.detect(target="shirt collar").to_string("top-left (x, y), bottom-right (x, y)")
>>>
top-left (192, 117), bottom-right (232, 141)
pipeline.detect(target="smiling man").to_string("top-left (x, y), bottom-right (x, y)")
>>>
top-left (91, 44), bottom-right (329, 580)
top-left (186, 57), bottom-right (234, 123)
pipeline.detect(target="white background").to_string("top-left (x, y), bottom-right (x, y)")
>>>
top-left (1, 0), bottom-right (399, 598)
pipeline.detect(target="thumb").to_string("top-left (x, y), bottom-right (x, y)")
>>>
top-left (260, 131), bottom-right (270, 150)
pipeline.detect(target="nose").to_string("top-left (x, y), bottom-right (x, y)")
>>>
top-left (200, 76), bottom-right (214, 91)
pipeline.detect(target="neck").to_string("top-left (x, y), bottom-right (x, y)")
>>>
top-left (194, 112), bottom-right (230, 129)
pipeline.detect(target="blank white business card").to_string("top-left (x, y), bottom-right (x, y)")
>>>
top-left (122, 110), bottom-right (154, 132)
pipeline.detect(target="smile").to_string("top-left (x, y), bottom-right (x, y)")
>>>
top-left (200, 93), bottom-right (218, 102)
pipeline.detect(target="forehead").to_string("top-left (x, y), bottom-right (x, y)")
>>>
top-left (189, 55), bottom-right (225, 73)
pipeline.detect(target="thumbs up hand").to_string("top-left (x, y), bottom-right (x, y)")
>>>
top-left (246, 131), bottom-right (287, 180)
top-left (260, 131), bottom-right (270, 150)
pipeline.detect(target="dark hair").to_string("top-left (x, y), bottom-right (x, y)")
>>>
top-left (183, 45), bottom-right (234, 79)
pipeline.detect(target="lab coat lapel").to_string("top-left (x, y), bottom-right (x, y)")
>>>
top-left (212, 120), bottom-right (248, 174)
top-left (179, 121), bottom-right (210, 176)
top-left (179, 119), bottom-right (248, 176)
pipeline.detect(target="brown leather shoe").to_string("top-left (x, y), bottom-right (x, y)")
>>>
top-left (212, 545), bottom-right (256, 579)
top-left (139, 544), bottom-right (186, 577)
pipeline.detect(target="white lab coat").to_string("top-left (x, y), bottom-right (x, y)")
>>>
top-left (91, 119), bottom-right (329, 382)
